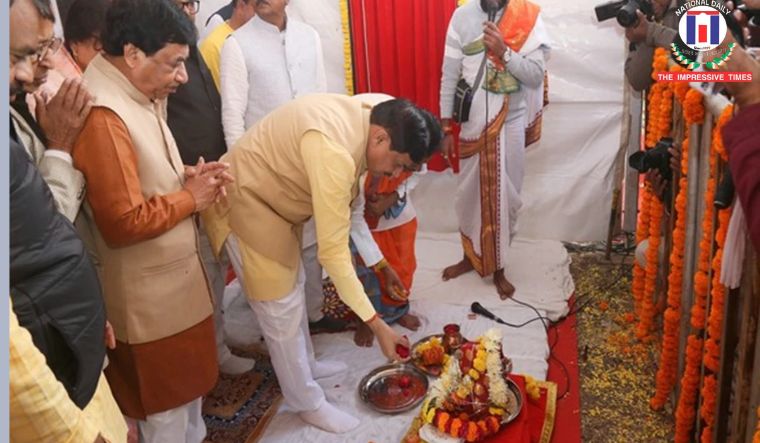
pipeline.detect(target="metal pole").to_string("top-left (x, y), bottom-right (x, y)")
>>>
top-left (607, 85), bottom-right (633, 260)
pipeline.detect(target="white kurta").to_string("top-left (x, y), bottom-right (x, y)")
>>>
top-left (219, 15), bottom-right (327, 147)
top-left (440, 1), bottom-right (550, 274)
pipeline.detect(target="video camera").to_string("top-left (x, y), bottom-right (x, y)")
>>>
top-left (595, 0), bottom-right (654, 28)
top-left (628, 137), bottom-right (674, 180)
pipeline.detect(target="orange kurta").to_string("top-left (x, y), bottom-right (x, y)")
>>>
top-left (73, 108), bottom-right (218, 419)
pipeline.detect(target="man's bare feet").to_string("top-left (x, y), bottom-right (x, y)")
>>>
top-left (442, 255), bottom-right (475, 281)
top-left (493, 269), bottom-right (515, 300)
top-left (398, 313), bottom-right (421, 331)
top-left (354, 321), bottom-right (375, 347)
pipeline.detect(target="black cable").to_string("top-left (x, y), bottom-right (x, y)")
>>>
top-left (508, 296), bottom-right (571, 399)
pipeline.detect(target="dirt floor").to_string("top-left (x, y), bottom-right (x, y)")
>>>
top-left (568, 248), bottom-right (675, 443)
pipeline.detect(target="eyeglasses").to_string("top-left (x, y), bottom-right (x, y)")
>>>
top-left (178, 0), bottom-right (200, 13)
top-left (9, 37), bottom-right (63, 66)
top-left (35, 37), bottom-right (63, 63)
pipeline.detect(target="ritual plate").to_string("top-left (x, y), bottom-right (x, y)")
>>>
top-left (411, 334), bottom-right (446, 376)
top-left (501, 377), bottom-right (523, 425)
top-left (358, 363), bottom-right (429, 413)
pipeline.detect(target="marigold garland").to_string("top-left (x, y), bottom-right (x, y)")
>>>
top-left (674, 105), bottom-right (732, 443)
top-left (650, 136), bottom-right (690, 410)
top-left (683, 89), bottom-right (706, 126)
top-left (636, 193), bottom-right (662, 341)
top-left (698, 105), bottom-right (734, 442)
top-left (632, 191), bottom-right (651, 318)
top-left (634, 48), bottom-right (672, 341)
top-left (339, 0), bottom-right (354, 95)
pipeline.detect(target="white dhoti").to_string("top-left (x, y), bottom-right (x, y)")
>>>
top-left (225, 234), bottom-right (326, 412)
top-left (138, 397), bottom-right (205, 443)
top-left (456, 90), bottom-right (525, 276)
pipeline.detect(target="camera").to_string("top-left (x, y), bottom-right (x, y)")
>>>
top-left (629, 137), bottom-right (673, 180)
top-left (595, 0), bottom-right (654, 28)
top-left (714, 169), bottom-right (734, 209)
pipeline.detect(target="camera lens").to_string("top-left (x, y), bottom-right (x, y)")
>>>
top-left (617, 5), bottom-right (638, 27)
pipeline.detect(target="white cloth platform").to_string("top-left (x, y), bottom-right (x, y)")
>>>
top-left (219, 171), bottom-right (576, 442)
top-left (251, 233), bottom-right (573, 442)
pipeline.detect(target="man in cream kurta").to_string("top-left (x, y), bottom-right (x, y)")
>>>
top-left (203, 93), bottom-right (442, 433)
top-left (72, 0), bottom-right (232, 441)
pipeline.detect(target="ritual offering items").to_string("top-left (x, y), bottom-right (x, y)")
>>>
top-left (442, 323), bottom-right (465, 352)
top-left (358, 364), bottom-right (429, 413)
top-left (412, 325), bottom-right (468, 377)
top-left (411, 328), bottom-right (521, 442)
top-left (397, 343), bottom-right (411, 359)
top-left (412, 335), bottom-right (447, 376)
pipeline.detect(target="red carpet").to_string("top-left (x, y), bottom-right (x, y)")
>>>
top-left (547, 297), bottom-right (582, 443)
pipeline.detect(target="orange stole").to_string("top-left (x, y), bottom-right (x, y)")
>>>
top-left (488, 0), bottom-right (541, 70)
top-left (363, 172), bottom-right (417, 307)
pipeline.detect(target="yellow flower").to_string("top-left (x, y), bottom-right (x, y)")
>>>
top-left (489, 407), bottom-right (506, 416)
top-left (425, 407), bottom-right (437, 424)
top-left (473, 357), bottom-right (487, 373)
top-left (524, 375), bottom-right (541, 401)
top-left (468, 369), bottom-right (480, 380)
top-left (338, 0), bottom-right (354, 95)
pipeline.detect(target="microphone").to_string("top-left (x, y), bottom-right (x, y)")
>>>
top-left (471, 302), bottom-right (502, 324)
top-left (487, 9), bottom-right (496, 22)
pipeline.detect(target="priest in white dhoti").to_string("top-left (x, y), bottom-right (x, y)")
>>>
top-left (439, 0), bottom-right (551, 299)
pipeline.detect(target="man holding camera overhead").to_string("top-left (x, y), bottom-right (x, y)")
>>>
top-left (439, 0), bottom-right (550, 299)
top-left (623, 0), bottom-right (678, 91)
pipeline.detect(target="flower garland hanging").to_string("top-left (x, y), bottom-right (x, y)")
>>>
top-left (698, 105), bottom-right (734, 443)
top-left (632, 192), bottom-right (651, 319)
top-left (339, 0), bottom-right (355, 95)
top-left (644, 49), bottom-right (673, 148)
top-left (674, 106), bottom-right (724, 443)
top-left (634, 48), bottom-right (671, 341)
top-left (683, 89), bottom-right (706, 125)
top-left (650, 135), bottom-right (690, 410)
top-left (636, 192), bottom-right (662, 342)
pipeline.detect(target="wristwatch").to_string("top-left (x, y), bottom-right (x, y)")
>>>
top-left (503, 47), bottom-right (512, 63)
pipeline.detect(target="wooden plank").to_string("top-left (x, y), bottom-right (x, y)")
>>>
top-left (622, 91), bottom-right (643, 233)
top-left (714, 286), bottom-right (741, 441)
top-left (677, 120), bottom-right (709, 397)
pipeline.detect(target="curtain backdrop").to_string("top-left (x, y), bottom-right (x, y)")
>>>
top-left (349, 0), bottom-right (458, 172)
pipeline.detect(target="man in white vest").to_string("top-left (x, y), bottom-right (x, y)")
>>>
top-left (72, 0), bottom-right (232, 440)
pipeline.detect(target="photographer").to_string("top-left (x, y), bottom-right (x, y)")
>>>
top-left (624, 0), bottom-right (678, 91)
